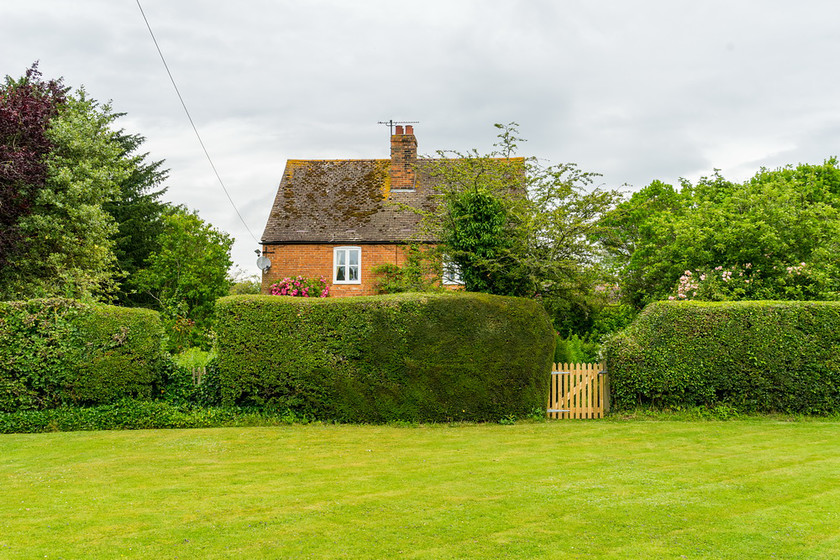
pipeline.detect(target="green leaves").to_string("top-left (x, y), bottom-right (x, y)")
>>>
top-left (133, 208), bottom-right (233, 350)
top-left (606, 301), bottom-right (840, 413)
top-left (417, 123), bottom-right (621, 304)
top-left (0, 298), bottom-right (167, 411)
top-left (445, 188), bottom-right (516, 294)
top-left (104, 130), bottom-right (170, 306)
top-left (372, 244), bottom-right (443, 294)
top-left (0, 85), bottom-right (128, 300)
top-left (215, 293), bottom-right (555, 422)
top-left (601, 160), bottom-right (840, 308)
top-left (1, 68), bottom-right (189, 315)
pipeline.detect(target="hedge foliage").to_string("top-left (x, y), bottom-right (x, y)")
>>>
top-left (162, 360), bottom-right (222, 407)
top-left (215, 292), bottom-right (555, 422)
top-left (0, 298), bottom-right (167, 411)
top-left (0, 399), bottom-right (305, 434)
top-left (604, 300), bottom-right (840, 413)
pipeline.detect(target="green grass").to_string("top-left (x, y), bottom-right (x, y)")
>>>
top-left (1, 421), bottom-right (839, 559)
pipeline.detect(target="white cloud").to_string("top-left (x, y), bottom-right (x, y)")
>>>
top-left (3, 0), bottom-right (840, 270)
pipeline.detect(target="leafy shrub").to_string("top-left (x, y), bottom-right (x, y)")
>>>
top-left (160, 354), bottom-right (222, 407)
top-left (670, 263), bottom-right (824, 302)
top-left (372, 245), bottom-right (443, 294)
top-left (215, 292), bottom-right (555, 422)
top-left (589, 303), bottom-right (636, 338)
top-left (172, 347), bottom-right (216, 369)
top-left (229, 279), bottom-right (262, 295)
top-left (0, 399), bottom-right (306, 434)
top-left (269, 276), bottom-right (330, 297)
top-left (159, 362), bottom-right (196, 404)
top-left (168, 347), bottom-right (219, 405)
top-left (604, 300), bottom-right (840, 414)
top-left (0, 298), bottom-right (167, 411)
top-left (193, 359), bottom-right (222, 406)
top-left (554, 334), bottom-right (600, 364)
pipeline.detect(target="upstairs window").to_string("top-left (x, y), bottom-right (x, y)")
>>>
top-left (334, 247), bottom-right (361, 284)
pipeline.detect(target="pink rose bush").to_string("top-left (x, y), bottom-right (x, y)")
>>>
top-left (269, 276), bottom-right (330, 298)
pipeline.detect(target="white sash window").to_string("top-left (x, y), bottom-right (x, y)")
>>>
top-left (334, 247), bottom-right (361, 284)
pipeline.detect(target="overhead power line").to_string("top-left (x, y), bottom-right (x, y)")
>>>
top-left (135, 0), bottom-right (260, 245)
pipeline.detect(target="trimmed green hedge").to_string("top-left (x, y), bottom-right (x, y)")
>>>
top-left (0, 400), bottom-right (304, 434)
top-left (0, 298), bottom-right (167, 411)
top-left (604, 300), bottom-right (840, 413)
top-left (215, 292), bottom-right (555, 422)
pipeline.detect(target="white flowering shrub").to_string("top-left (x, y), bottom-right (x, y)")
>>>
top-left (670, 261), bottom-right (823, 301)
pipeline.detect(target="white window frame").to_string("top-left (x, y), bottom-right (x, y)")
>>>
top-left (333, 246), bottom-right (361, 284)
top-left (442, 258), bottom-right (464, 286)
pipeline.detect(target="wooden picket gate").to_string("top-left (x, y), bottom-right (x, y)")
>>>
top-left (547, 362), bottom-right (609, 419)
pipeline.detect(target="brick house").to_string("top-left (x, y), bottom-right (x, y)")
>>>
top-left (259, 125), bottom-right (454, 296)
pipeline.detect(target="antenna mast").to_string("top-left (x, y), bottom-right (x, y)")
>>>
top-left (377, 119), bottom-right (420, 135)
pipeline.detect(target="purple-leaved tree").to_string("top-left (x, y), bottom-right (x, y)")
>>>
top-left (0, 63), bottom-right (67, 267)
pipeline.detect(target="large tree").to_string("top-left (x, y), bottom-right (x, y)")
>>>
top-left (0, 87), bottom-right (129, 300)
top-left (1, 65), bottom-right (239, 352)
top-left (418, 124), bottom-right (621, 304)
top-left (600, 159), bottom-right (840, 308)
top-left (104, 130), bottom-right (170, 306)
top-left (0, 66), bottom-right (180, 305)
top-left (133, 207), bottom-right (233, 350)
top-left (597, 179), bottom-right (689, 309)
top-left (0, 64), bottom-right (66, 270)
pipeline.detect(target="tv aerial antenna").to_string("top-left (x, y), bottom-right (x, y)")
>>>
top-left (377, 119), bottom-right (419, 135)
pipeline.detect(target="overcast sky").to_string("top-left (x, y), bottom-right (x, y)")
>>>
top-left (3, 1), bottom-right (840, 274)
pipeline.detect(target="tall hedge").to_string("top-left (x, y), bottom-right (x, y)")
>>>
top-left (215, 292), bottom-right (555, 422)
top-left (0, 298), bottom-right (167, 411)
top-left (604, 300), bottom-right (840, 413)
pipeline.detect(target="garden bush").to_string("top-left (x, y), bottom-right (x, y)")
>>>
top-left (215, 292), bottom-right (555, 422)
top-left (554, 334), bottom-right (600, 364)
top-left (161, 359), bottom-right (222, 407)
top-left (0, 399), bottom-right (305, 434)
top-left (604, 300), bottom-right (840, 413)
top-left (0, 298), bottom-right (168, 411)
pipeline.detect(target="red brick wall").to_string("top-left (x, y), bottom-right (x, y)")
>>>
top-left (390, 127), bottom-right (417, 190)
top-left (260, 244), bottom-right (410, 297)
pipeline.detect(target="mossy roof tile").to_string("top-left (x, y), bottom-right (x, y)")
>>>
top-left (261, 158), bottom-right (438, 244)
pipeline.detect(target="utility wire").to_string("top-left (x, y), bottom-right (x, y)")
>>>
top-left (135, 0), bottom-right (260, 244)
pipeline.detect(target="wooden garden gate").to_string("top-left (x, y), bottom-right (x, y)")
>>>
top-left (547, 362), bottom-right (609, 419)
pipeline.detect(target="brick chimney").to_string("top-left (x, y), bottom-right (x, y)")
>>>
top-left (390, 125), bottom-right (417, 190)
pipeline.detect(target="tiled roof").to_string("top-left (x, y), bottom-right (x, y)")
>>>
top-left (261, 158), bottom-right (438, 244)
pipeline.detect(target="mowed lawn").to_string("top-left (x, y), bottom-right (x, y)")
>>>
top-left (2, 421), bottom-right (839, 559)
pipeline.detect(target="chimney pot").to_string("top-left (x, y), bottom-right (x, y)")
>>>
top-left (389, 124), bottom-right (418, 190)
